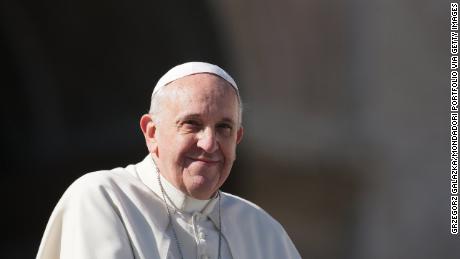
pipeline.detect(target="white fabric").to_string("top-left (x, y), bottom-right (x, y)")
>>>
top-left (142, 166), bottom-right (232, 259)
top-left (156, 172), bottom-right (213, 213)
top-left (153, 62), bottom-right (238, 97)
top-left (36, 155), bottom-right (301, 259)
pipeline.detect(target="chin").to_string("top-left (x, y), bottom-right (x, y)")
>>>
top-left (186, 175), bottom-right (219, 199)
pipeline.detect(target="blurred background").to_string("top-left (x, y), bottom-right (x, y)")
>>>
top-left (1, 0), bottom-right (457, 258)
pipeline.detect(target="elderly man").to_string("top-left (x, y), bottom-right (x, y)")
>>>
top-left (37, 62), bottom-right (301, 259)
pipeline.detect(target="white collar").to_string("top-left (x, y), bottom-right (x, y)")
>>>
top-left (135, 155), bottom-right (218, 216)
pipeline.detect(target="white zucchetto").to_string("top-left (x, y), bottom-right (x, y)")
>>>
top-left (152, 62), bottom-right (238, 97)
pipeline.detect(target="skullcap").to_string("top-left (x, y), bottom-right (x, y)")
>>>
top-left (153, 62), bottom-right (238, 96)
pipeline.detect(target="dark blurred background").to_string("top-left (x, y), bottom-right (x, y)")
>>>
top-left (1, 0), bottom-right (457, 258)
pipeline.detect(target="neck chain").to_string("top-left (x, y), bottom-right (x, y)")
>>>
top-left (156, 172), bottom-right (222, 259)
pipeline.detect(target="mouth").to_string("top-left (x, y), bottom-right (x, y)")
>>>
top-left (187, 157), bottom-right (221, 164)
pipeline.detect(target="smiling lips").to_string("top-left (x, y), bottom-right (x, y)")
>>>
top-left (187, 157), bottom-right (220, 164)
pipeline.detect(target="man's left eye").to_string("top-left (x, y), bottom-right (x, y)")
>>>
top-left (217, 123), bottom-right (232, 130)
top-left (184, 120), bottom-right (200, 126)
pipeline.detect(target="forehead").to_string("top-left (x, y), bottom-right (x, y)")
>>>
top-left (161, 73), bottom-right (239, 119)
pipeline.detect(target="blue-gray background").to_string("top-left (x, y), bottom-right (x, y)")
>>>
top-left (1, 0), bottom-right (457, 258)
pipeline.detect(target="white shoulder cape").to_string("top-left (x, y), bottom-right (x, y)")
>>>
top-left (36, 156), bottom-right (301, 259)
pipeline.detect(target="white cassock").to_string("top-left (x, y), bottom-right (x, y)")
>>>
top-left (36, 155), bottom-right (301, 259)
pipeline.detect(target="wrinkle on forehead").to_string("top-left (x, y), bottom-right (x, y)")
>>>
top-left (157, 74), bottom-right (239, 120)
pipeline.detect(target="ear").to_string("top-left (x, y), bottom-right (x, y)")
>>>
top-left (236, 126), bottom-right (244, 144)
top-left (140, 114), bottom-right (158, 154)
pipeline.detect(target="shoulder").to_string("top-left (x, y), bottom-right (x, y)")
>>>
top-left (220, 191), bottom-right (263, 211)
top-left (220, 192), bottom-right (286, 231)
top-left (72, 166), bottom-right (131, 187)
top-left (219, 192), bottom-right (301, 258)
top-left (37, 166), bottom-right (141, 259)
top-left (61, 165), bottom-right (139, 205)
top-left (68, 168), bottom-right (122, 190)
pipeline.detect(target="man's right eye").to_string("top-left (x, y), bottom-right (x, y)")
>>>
top-left (181, 120), bottom-right (202, 131)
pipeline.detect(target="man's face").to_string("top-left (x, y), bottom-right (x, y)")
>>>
top-left (147, 73), bottom-right (243, 199)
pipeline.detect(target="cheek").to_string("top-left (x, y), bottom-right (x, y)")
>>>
top-left (157, 132), bottom-right (182, 160)
top-left (221, 140), bottom-right (237, 162)
top-left (173, 135), bottom-right (199, 160)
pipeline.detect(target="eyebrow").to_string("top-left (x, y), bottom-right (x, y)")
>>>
top-left (219, 117), bottom-right (236, 125)
top-left (175, 113), bottom-right (236, 125)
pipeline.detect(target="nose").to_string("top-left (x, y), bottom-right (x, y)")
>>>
top-left (197, 127), bottom-right (218, 153)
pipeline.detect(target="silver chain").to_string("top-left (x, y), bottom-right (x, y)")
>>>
top-left (156, 172), bottom-right (222, 259)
